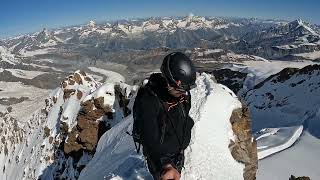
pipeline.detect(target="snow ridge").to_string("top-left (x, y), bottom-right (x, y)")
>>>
top-left (79, 73), bottom-right (246, 180)
top-left (182, 74), bottom-right (244, 180)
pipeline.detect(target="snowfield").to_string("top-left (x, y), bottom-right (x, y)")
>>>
top-left (294, 51), bottom-right (320, 60)
top-left (6, 69), bottom-right (47, 79)
top-left (88, 67), bottom-right (125, 83)
top-left (0, 81), bottom-right (51, 121)
top-left (19, 48), bottom-right (55, 57)
top-left (79, 73), bottom-right (245, 180)
top-left (0, 46), bottom-right (19, 65)
top-left (256, 126), bottom-right (303, 159)
top-left (258, 132), bottom-right (320, 180)
top-left (226, 60), bottom-right (318, 89)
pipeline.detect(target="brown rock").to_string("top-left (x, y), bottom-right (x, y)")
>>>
top-left (53, 96), bottom-right (57, 104)
top-left (77, 90), bottom-right (83, 100)
top-left (289, 175), bottom-right (311, 180)
top-left (81, 100), bottom-right (94, 114)
top-left (77, 115), bottom-right (98, 130)
top-left (103, 105), bottom-right (113, 114)
top-left (229, 140), bottom-right (251, 164)
top-left (230, 108), bottom-right (242, 123)
top-left (84, 76), bottom-right (92, 82)
top-left (64, 141), bottom-right (82, 154)
top-left (79, 70), bottom-right (86, 76)
top-left (45, 99), bottom-right (49, 107)
top-left (94, 97), bottom-right (105, 109)
top-left (85, 109), bottom-right (104, 121)
top-left (49, 136), bottom-right (54, 144)
top-left (69, 79), bottom-right (75, 85)
top-left (6, 106), bottom-right (12, 113)
top-left (41, 109), bottom-right (48, 116)
top-left (78, 127), bottom-right (98, 151)
top-left (229, 106), bottom-right (258, 180)
top-left (74, 73), bottom-right (83, 85)
top-left (62, 82), bottom-right (67, 88)
top-left (44, 126), bottom-right (50, 138)
top-left (63, 89), bottom-right (76, 100)
top-left (63, 129), bottom-right (82, 154)
top-left (60, 122), bottom-right (69, 135)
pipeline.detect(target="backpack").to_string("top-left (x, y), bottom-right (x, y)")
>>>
top-left (130, 84), bottom-right (190, 154)
top-left (130, 85), bottom-right (163, 153)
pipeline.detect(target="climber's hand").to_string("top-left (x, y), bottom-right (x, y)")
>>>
top-left (160, 164), bottom-right (180, 180)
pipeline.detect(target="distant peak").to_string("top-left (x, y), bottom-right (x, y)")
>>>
top-left (288, 19), bottom-right (318, 35)
top-left (87, 20), bottom-right (96, 27)
top-left (188, 13), bottom-right (195, 18)
top-left (288, 19), bottom-right (312, 28)
top-left (292, 19), bottom-right (304, 25)
top-left (37, 28), bottom-right (50, 37)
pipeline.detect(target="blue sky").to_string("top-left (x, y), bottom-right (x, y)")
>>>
top-left (1, 0), bottom-right (319, 38)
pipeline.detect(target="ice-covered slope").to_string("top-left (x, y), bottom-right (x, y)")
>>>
top-left (79, 73), bottom-right (256, 180)
top-left (224, 60), bottom-right (317, 94)
top-left (255, 126), bottom-right (303, 159)
top-left (244, 64), bottom-right (320, 178)
top-left (245, 64), bottom-right (320, 133)
top-left (258, 132), bottom-right (320, 180)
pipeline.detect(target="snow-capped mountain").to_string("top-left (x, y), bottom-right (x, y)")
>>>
top-left (2, 15), bottom-right (319, 61)
top-left (0, 15), bottom-right (283, 56)
top-left (238, 19), bottom-right (320, 59)
top-left (245, 64), bottom-right (320, 133)
top-left (0, 71), bottom-right (257, 180)
top-left (5, 28), bottom-right (62, 55)
top-left (0, 46), bottom-right (19, 66)
top-left (1, 14), bottom-right (320, 180)
top-left (207, 61), bottom-right (319, 179)
top-left (242, 64), bottom-right (320, 179)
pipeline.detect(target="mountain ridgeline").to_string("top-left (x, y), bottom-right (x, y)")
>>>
top-left (1, 15), bottom-right (319, 61)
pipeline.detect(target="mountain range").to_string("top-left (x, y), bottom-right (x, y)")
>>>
top-left (0, 15), bottom-right (319, 180)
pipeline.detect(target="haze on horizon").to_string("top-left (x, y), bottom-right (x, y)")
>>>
top-left (1, 0), bottom-right (319, 39)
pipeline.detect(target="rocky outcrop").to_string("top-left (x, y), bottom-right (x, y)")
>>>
top-left (63, 97), bottom-right (113, 155)
top-left (254, 64), bottom-right (320, 89)
top-left (289, 175), bottom-right (311, 180)
top-left (211, 69), bottom-right (247, 94)
top-left (36, 70), bottom-right (137, 179)
top-left (229, 104), bottom-right (258, 180)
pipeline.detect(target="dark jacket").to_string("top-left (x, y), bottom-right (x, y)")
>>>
top-left (133, 73), bottom-right (194, 169)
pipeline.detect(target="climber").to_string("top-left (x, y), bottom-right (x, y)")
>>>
top-left (132, 52), bottom-right (196, 180)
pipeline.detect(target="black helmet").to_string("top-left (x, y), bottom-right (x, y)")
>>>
top-left (160, 52), bottom-right (196, 90)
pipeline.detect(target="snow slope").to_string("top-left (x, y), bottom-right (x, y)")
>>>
top-left (0, 81), bottom-right (51, 121)
top-left (294, 51), bottom-right (320, 60)
top-left (0, 46), bottom-right (19, 65)
top-left (182, 74), bottom-right (244, 179)
top-left (258, 132), bottom-right (320, 180)
top-left (256, 126), bottom-right (303, 159)
top-left (225, 60), bottom-right (318, 91)
top-left (79, 73), bottom-right (245, 180)
top-left (88, 67), bottom-right (125, 83)
top-left (245, 64), bottom-right (320, 132)
top-left (243, 64), bottom-right (320, 179)
top-left (5, 69), bottom-right (47, 79)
